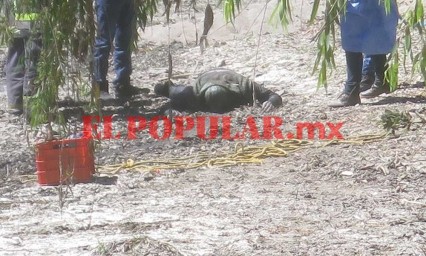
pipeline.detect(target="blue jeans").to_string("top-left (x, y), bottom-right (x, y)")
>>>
top-left (344, 52), bottom-right (387, 95)
top-left (93, 0), bottom-right (135, 89)
top-left (362, 55), bottom-right (375, 77)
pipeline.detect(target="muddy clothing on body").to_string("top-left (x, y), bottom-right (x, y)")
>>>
top-left (192, 68), bottom-right (282, 113)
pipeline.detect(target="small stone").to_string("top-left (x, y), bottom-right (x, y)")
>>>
top-left (341, 171), bottom-right (354, 176)
top-left (217, 60), bottom-right (226, 67)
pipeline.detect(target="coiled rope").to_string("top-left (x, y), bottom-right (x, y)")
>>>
top-left (97, 133), bottom-right (388, 174)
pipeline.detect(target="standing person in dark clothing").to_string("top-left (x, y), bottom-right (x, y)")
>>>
top-left (93, 0), bottom-right (137, 101)
top-left (329, 0), bottom-right (399, 107)
top-left (154, 68), bottom-right (283, 113)
top-left (5, 1), bottom-right (41, 115)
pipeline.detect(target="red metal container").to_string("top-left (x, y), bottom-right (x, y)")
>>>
top-left (35, 137), bottom-right (95, 186)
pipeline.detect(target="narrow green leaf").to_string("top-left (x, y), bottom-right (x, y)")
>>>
top-left (309, 0), bottom-right (320, 24)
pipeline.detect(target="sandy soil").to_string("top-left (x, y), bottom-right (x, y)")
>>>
top-left (0, 1), bottom-right (425, 255)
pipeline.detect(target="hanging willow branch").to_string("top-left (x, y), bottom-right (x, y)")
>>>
top-left (269, 0), bottom-right (292, 30)
top-left (0, 0), bottom-right (97, 129)
top-left (0, 0), bottom-right (178, 129)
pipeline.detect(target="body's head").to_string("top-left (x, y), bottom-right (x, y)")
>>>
top-left (154, 80), bottom-right (174, 97)
top-left (154, 81), bottom-right (198, 111)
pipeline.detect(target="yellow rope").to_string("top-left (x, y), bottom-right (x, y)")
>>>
top-left (97, 132), bottom-right (388, 174)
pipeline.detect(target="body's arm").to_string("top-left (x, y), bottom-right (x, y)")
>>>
top-left (252, 82), bottom-right (283, 111)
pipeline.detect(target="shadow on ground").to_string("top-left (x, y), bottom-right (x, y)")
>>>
top-left (367, 95), bottom-right (426, 106)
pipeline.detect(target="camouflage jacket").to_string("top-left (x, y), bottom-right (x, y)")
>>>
top-left (193, 68), bottom-right (282, 108)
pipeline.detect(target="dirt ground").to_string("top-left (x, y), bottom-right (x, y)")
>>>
top-left (1, 1), bottom-right (426, 255)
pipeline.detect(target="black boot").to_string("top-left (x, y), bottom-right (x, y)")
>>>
top-left (329, 92), bottom-right (361, 108)
top-left (361, 54), bottom-right (391, 98)
top-left (360, 75), bottom-right (375, 92)
top-left (114, 80), bottom-right (144, 101)
top-left (7, 103), bottom-right (23, 115)
top-left (360, 79), bottom-right (390, 98)
top-left (114, 83), bottom-right (133, 102)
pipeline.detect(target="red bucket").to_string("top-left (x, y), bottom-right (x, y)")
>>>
top-left (35, 137), bottom-right (95, 186)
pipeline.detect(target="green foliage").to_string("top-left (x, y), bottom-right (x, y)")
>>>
top-left (0, 0), bottom-right (163, 131)
top-left (222, 0), bottom-right (241, 24)
top-left (269, 0), bottom-right (292, 30)
top-left (380, 109), bottom-right (412, 134)
top-left (386, 0), bottom-right (425, 91)
top-left (135, 0), bottom-right (159, 30)
top-left (386, 46), bottom-right (399, 92)
top-left (310, 0), bottom-right (345, 89)
top-left (0, 0), bottom-right (96, 130)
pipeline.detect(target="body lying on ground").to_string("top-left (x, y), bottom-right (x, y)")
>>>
top-left (154, 68), bottom-right (283, 113)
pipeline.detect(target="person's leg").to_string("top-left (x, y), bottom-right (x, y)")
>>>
top-left (360, 54), bottom-right (375, 91)
top-left (329, 51), bottom-right (362, 107)
top-left (361, 54), bottom-right (390, 98)
top-left (373, 54), bottom-right (388, 87)
top-left (23, 35), bottom-right (42, 96)
top-left (93, 0), bottom-right (119, 95)
top-left (362, 55), bottom-right (374, 77)
top-left (343, 51), bottom-right (363, 95)
top-left (113, 0), bottom-right (135, 97)
top-left (5, 37), bottom-right (25, 114)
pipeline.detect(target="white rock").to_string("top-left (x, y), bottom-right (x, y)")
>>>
top-left (341, 171), bottom-right (354, 176)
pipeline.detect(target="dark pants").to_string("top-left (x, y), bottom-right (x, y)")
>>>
top-left (93, 0), bottom-right (135, 90)
top-left (5, 36), bottom-right (42, 107)
top-left (344, 52), bottom-right (387, 95)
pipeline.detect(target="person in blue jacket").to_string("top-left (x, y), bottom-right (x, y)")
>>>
top-left (330, 0), bottom-right (399, 107)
